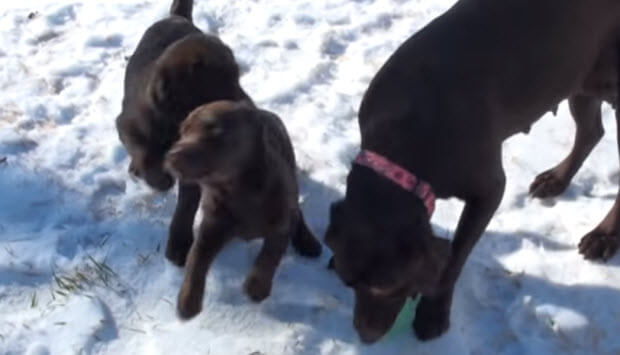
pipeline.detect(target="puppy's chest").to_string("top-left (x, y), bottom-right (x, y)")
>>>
top-left (202, 181), bottom-right (293, 234)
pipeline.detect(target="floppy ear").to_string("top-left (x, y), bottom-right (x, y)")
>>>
top-left (255, 109), bottom-right (296, 169)
top-left (147, 69), bottom-right (170, 108)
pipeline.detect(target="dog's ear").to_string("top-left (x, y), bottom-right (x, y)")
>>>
top-left (256, 109), bottom-right (296, 171)
top-left (147, 69), bottom-right (170, 108)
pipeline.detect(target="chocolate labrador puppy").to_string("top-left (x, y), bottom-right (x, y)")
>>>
top-left (165, 101), bottom-right (322, 319)
top-left (115, 0), bottom-right (250, 266)
top-left (326, 0), bottom-right (620, 343)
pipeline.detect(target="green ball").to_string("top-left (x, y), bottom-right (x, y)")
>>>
top-left (383, 294), bottom-right (421, 340)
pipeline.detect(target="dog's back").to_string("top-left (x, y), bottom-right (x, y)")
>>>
top-left (122, 0), bottom-right (198, 110)
top-left (360, 0), bottom-right (620, 141)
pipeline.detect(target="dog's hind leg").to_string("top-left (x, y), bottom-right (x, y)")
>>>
top-left (579, 44), bottom-right (620, 260)
top-left (530, 95), bottom-right (604, 198)
top-left (166, 183), bottom-right (201, 267)
top-left (291, 210), bottom-right (322, 258)
top-left (177, 213), bottom-right (234, 319)
top-left (579, 107), bottom-right (620, 260)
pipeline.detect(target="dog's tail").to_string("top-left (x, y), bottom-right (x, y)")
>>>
top-left (170, 0), bottom-right (193, 21)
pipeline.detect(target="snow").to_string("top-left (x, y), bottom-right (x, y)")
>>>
top-left (0, 1), bottom-right (619, 354)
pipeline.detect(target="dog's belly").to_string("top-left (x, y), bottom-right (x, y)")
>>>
top-left (581, 45), bottom-right (619, 107)
top-left (361, 0), bottom-right (620, 141)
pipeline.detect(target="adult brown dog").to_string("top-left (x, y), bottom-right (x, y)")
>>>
top-left (116, 0), bottom-right (250, 266)
top-left (165, 101), bottom-right (322, 319)
top-left (325, 0), bottom-right (620, 343)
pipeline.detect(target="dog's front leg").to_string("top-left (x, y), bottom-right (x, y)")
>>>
top-left (177, 214), bottom-right (234, 320)
top-left (579, 107), bottom-right (620, 261)
top-left (244, 225), bottom-right (289, 302)
top-left (579, 200), bottom-right (620, 260)
top-left (414, 174), bottom-right (505, 340)
top-left (166, 183), bottom-right (201, 266)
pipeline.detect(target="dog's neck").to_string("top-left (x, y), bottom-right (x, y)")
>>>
top-left (346, 164), bottom-right (430, 223)
top-left (355, 150), bottom-right (435, 216)
top-left (199, 146), bottom-right (270, 196)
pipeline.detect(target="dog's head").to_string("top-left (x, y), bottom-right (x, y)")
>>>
top-left (325, 165), bottom-right (450, 343)
top-left (164, 101), bottom-right (262, 182)
top-left (116, 33), bottom-right (244, 191)
top-left (148, 33), bottom-right (242, 115)
top-left (116, 107), bottom-right (176, 191)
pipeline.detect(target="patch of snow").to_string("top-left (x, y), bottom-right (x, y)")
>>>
top-left (1, 1), bottom-right (619, 355)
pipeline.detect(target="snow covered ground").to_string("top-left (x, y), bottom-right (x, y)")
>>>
top-left (1, 0), bottom-right (619, 354)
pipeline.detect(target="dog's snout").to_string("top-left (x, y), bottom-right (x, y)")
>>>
top-left (164, 148), bottom-right (185, 176)
top-left (165, 141), bottom-right (204, 178)
top-left (146, 171), bottom-right (174, 192)
top-left (354, 317), bottom-right (386, 344)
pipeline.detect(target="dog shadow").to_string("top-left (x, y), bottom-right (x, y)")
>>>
top-left (457, 229), bottom-right (620, 354)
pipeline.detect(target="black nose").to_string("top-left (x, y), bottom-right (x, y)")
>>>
top-left (146, 172), bottom-right (175, 192)
top-left (354, 316), bottom-right (388, 344)
top-left (356, 327), bottom-right (384, 344)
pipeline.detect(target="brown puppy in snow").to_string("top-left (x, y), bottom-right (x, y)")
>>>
top-left (326, 0), bottom-right (620, 343)
top-left (165, 101), bottom-right (322, 319)
top-left (115, 0), bottom-right (250, 267)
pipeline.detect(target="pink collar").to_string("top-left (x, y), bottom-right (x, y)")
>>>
top-left (355, 150), bottom-right (436, 217)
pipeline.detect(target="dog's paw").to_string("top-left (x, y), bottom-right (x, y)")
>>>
top-left (177, 286), bottom-right (203, 320)
top-left (244, 272), bottom-right (272, 302)
top-left (413, 295), bottom-right (451, 341)
top-left (579, 230), bottom-right (619, 261)
top-left (292, 233), bottom-right (323, 258)
top-left (165, 236), bottom-right (193, 267)
top-left (529, 169), bottom-right (569, 198)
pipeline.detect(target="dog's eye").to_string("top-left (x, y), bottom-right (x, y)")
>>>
top-left (204, 123), bottom-right (223, 137)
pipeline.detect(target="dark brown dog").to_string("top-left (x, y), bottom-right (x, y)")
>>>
top-left (115, 0), bottom-right (250, 266)
top-left (164, 101), bottom-right (322, 319)
top-left (326, 0), bottom-right (620, 343)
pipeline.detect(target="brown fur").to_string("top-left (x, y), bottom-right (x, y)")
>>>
top-left (165, 101), bottom-right (322, 320)
top-left (326, 0), bottom-right (620, 343)
top-left (115, 0), bottom-right (252, 267)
